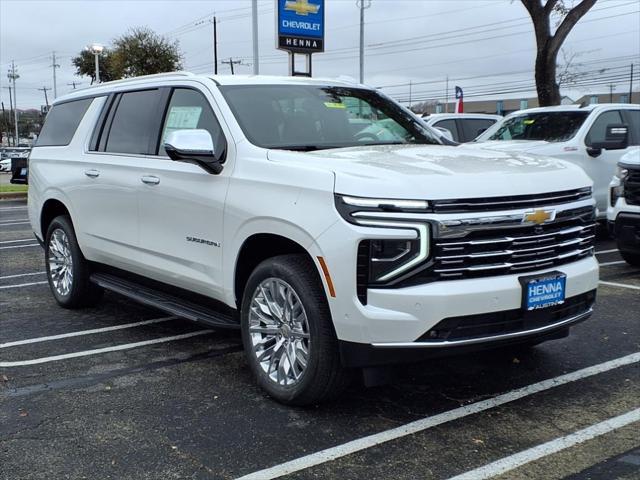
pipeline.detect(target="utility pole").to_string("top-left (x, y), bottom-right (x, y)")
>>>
top-left (51, 51), bottom-right (60, 99)
top-left (357, 0), bottom-right (371, 84)
top-left (630, 63), bottom-right (634, 103)
top-left (7, 61), bottom-right (19, 145)
top-left (222, 57), bottom-right (242, 75)
top-left (67, 81), bottom-right (82, 90)
top-left (252, 0), bottom-right (259, 74)
top-left (608, 83), bottom-right (616, 103)
top-left (1, 101), bottom-right (7, 146)
top-left (445, 75), bottom-right (449, 113)
top-left (213, 16), bottom-right (218, 75)
top-left (2, 87), bottom-right (14, 146)
top-left (38, 86), bottom-right (51, 108)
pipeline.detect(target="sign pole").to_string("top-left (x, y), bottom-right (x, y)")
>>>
top-left (276, 0), bottom-right (324, 77)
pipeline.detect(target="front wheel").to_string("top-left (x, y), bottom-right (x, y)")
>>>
top-left (45, 215), bottom-right (103, 308)
top-left (241, 254), bottom-right (351, 405)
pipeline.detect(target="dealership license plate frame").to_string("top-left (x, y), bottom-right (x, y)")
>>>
top-left (519, 271), bottom-right (567, 312)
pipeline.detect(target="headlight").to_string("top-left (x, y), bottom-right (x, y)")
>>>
top-left (335, 195), bottom-right (432, 297)
top-left (335, 194), bottom-right (430, 224)
top-left (611, 165), bottom-right (629, 206)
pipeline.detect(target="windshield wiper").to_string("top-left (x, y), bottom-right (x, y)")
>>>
top-left (273, 145), bottom-right (346, 152)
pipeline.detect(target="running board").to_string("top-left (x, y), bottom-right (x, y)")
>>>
top-left (90, 272), bottom-right (239, 329)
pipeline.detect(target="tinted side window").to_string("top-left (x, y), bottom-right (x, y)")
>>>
top-left (460, 119), bottom-right (496, 142)
top-left (433, 119), bottom-right (459, 142)
top-left (586, 110), bottom-right (623, 146)
top-left (106, 89), bottom-right (162, 155)
top-left (160, 89), bottom-right (225, 156)
top-left (623, 110), bottom-right (640, 146)
top-left (36, 98), bottom-right (93, 146)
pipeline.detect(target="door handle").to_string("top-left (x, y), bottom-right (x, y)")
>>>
top-left (84, 169), bottom-right (100, 178)
top-left (141, 175), bottom-right (160, 185)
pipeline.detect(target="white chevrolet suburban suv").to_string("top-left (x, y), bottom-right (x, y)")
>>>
top-left (29, 73), bottom-right (599, 405)
top-left (608, 147), bottom-right (640, 266)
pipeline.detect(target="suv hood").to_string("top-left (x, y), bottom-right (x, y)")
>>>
top-left (267, 144), bottom-right (591, 200)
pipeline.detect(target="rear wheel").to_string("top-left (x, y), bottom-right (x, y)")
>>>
top-left (241, 254), bottom-right (350, 405)
top-left (45, 215), bottom-right (103, 308)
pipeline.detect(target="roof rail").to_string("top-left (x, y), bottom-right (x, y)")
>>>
top-left (83, 71), bottom-right (196, 89)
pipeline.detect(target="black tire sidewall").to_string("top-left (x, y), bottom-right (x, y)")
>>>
top-left (240, 256), bottom-right (330, 404)
top-left (45, 216), bottom-right (89, 307)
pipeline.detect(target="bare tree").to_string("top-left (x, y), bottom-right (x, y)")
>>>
top-left (521, 0), bottom-right (597, 105)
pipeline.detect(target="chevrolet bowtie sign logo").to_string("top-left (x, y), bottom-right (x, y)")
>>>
top-left (285, 0), bottom-right (320, 16)
top-left (523, 209), bottom-right (555, 225)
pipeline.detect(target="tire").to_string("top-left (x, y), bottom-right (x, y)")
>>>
top-left (620, 251), bottom-right (640, 266)
top-left (45, 215), bottom-right (103, 308)
top-left (241, 254), bottom-right (351, 406)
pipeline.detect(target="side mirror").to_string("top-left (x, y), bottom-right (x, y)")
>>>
top-left (588, 124), bottom-right (629, 157)
top-left (163, 129), bottom-right (223, 174)
top-left (434, 126), bottom-right (454, 142)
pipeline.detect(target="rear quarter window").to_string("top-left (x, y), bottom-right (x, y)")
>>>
top-left (36, 98), bottom-right (93, 147)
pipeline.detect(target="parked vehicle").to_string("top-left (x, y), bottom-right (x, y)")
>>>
top-left (607, 147), bottom-right (640, 266)
top-left (475, 104), bottom-right (640, 219)
top-left (422, 113), bottom-right (502, 143)
top-left (29, 73), bottom-right (598, 405)
top-left (0, 158), bottom-right (11, 172)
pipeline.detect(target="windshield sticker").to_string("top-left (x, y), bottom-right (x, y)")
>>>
top-left (324, 102), bottom-right (346, 109)
top-left (523, 119), bottom-right (535, 125)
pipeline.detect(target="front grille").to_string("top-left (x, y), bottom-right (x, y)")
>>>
top-left (624, 167), bottom-right (640, 206)
top-left (417, 290), bottom-right (596, 343)
top-left (432, 207), bottom-right (596, 280)
top-left (432, 187), bottom-right (592, 213)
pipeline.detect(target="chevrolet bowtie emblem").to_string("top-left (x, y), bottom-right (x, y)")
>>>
top-left (523, 209), bottom-right (555, 225)
top-left (284, 0), bottom-right (320, 16)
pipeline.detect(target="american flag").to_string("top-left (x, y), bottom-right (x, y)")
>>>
top-left (455, 86), bottom-right (464, 113)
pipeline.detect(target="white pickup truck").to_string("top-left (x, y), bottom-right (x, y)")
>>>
top-left (28, 73), bottom-right (599, 405)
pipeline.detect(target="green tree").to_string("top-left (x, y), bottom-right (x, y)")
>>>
top-left (111, 27), bottom-right (182, 78)
top-left (521, 0), bottom-right (597, 106)
top-left (72, 27), bottom-right (182, 83)
top-left (72, 49), bottom-right (117, 84)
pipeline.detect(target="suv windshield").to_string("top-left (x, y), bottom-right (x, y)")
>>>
top-left (485, 111), bottom-right (589, 142)
top-left (219, 84), bottom-right (440, 150)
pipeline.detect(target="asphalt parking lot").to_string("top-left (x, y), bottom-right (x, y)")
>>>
top-left (1, 197), bottom-right (639, 480)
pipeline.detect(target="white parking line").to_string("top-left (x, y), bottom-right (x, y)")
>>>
top-left (0, 281), bottom-right (48, 289)
top-left (0, 206), bottom-right (27, 211)
top-left (0, 317), bottom-right (177, 348)
top-left (0, 271), bottom-right (45, 280)
top-left (0, 243), bottom-right (38, 250)
top-left (0, 238), bottom-right (33, 244)
top-left (0, 221), bottom-right (30, 226)
top-left (595, 249), bottom-right (619, 255)
top-left (598, 260), bottom-right (627, 267)
top-left (599, 280), bottom-right (640, 291)
top-left (236, 352), bottom-right (640, 480)
top-left (0, 329), bottom-right (214, 367)
top-left (447, 407), bottom-right (640, 480)
top-left (0, 218), bottom-right (28, 224)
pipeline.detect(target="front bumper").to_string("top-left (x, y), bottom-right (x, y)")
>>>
top-left (615, 212), bottom-right (640, 255)
top-left (339, 291), bottom-right (594, 367)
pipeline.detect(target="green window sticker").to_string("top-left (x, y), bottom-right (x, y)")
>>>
top-left (324, 102), bottom-right (346, 109)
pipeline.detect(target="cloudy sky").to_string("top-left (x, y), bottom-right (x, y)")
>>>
top-left (1, 0), bottom-right (639, 110)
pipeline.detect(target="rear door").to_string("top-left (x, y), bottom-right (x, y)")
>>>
top-left (75, 88), bottom-right (167, 268)
top-left (136, 85), bottom-right (231, 298)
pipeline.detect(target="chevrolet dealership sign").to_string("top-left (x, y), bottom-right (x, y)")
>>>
top-left (277, 0), bottom-right (325, 53)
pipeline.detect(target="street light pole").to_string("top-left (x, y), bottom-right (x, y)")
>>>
top-left (7, 61), bottom-right (19, 144)
top-left (357, 0), bottom-right (371, 84)
top-left (88, 44), bottom-right (104, 83)
top-left (252, 0), bottom-right (259, 74)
